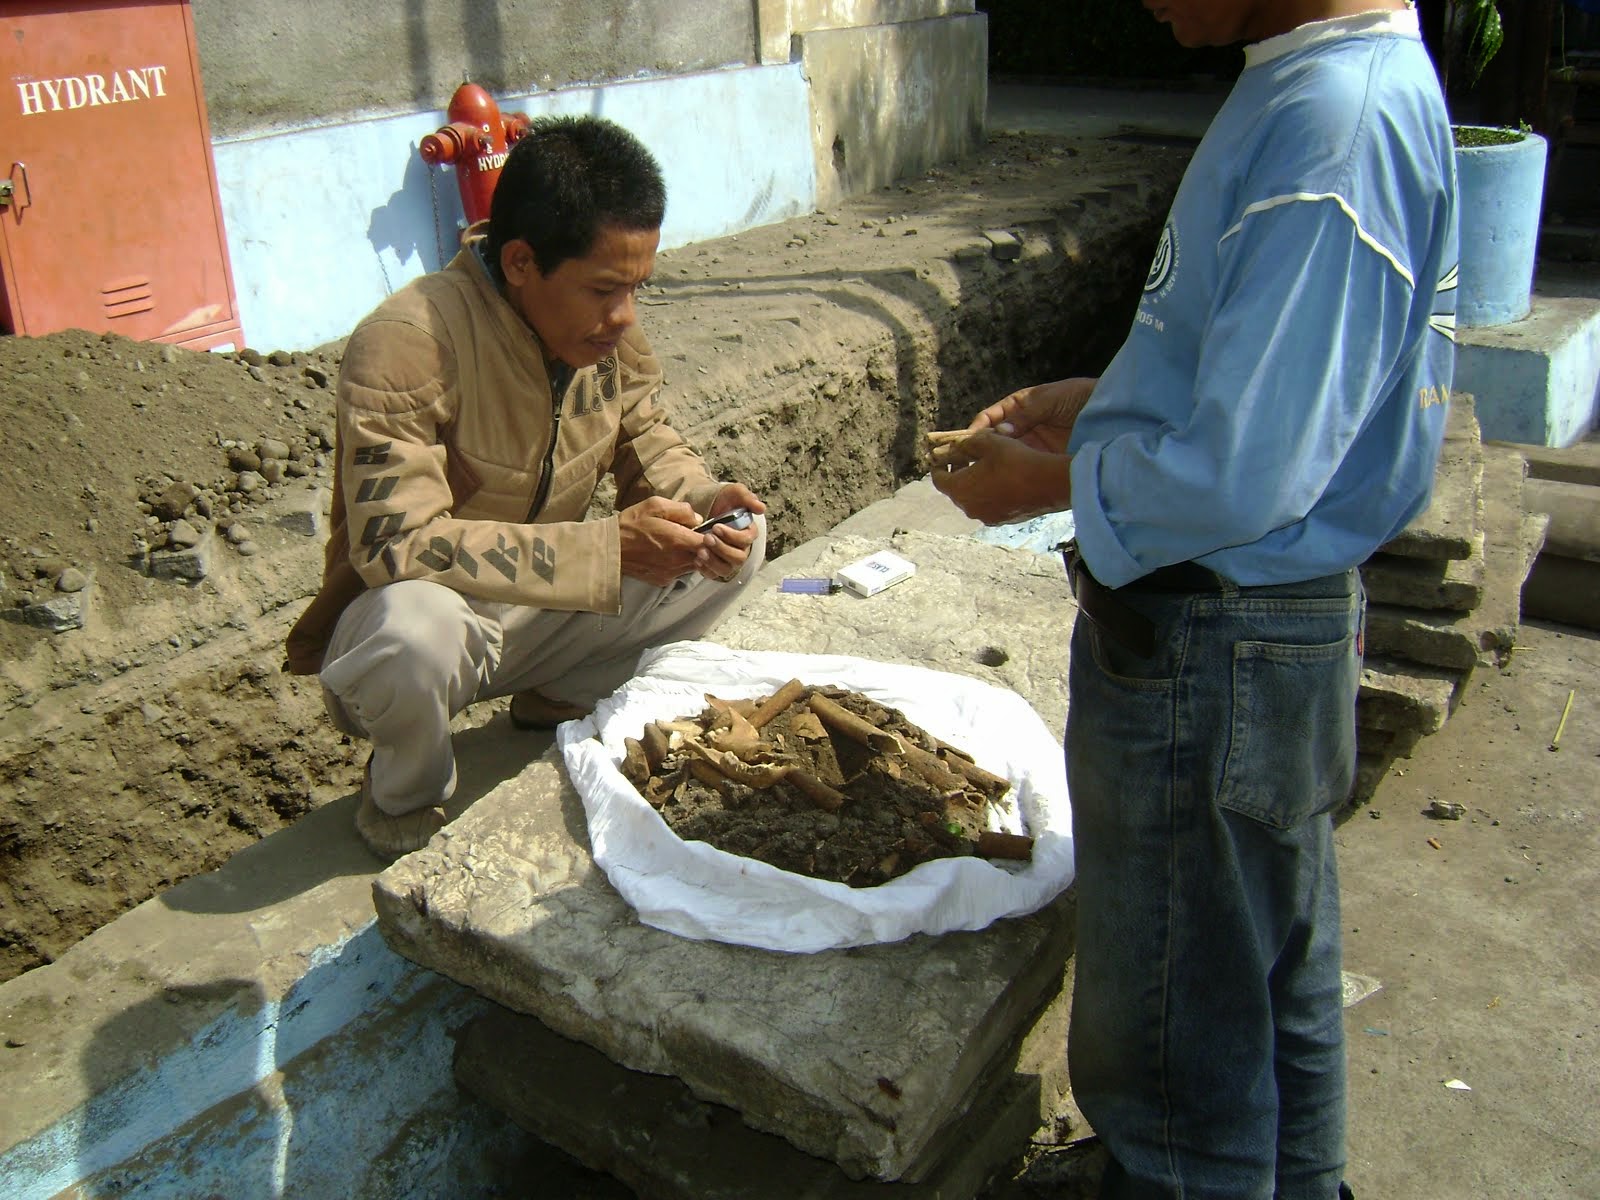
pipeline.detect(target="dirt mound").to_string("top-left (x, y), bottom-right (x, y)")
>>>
top-left (0, 328), bottom-right (351, 980)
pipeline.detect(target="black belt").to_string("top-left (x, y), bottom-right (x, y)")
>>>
top-left (1058, 543), bottom-right (1235, 658)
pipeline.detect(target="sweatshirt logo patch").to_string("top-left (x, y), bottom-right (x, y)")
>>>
top-left (1144, 223), bottom-right (1176, 295)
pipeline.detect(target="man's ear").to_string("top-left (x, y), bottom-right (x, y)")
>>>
top-left (500, 238), bottom-right (537, 286)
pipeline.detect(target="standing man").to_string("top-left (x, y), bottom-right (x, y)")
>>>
top-left (931, 3), bottom-right (1456, 1196)
top-left (286, 115), bottom-right (767, 860)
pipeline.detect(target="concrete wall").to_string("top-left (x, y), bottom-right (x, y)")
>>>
top-left (211, 65), bottom-right (820, 351)
top-left (183, 0), bottom-right (985, 351)
top-left (800, 14), bottom-right (987, 210)
top-left (191, 0), bottom-right (758, 139)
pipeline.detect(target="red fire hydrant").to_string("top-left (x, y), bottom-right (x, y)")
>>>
top-left (419, 83), bottom-right (532, 227)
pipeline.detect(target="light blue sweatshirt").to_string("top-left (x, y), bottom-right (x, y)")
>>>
top-left (1068, 7), bottom-right (1459, 588)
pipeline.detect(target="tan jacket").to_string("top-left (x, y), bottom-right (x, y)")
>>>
top-left (284, 242), bottom-right (722, 675)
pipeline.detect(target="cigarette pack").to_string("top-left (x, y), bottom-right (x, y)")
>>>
top-left (834, 550), bottom-right (917, 598)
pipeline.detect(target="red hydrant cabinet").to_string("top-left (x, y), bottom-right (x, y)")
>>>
top-left (0, 0), bottom-right (243, 349)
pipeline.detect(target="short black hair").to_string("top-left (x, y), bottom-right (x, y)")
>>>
top-left (485, 115), bottom-right (666, 283)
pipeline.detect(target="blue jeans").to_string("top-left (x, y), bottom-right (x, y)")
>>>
top-left (1065, 563), bottom-right (1361, 1200)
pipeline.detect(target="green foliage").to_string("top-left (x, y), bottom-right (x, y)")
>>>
top-left (978, 0), bottom-right (1241, 81)
top-left (1445, 0), bottom-right (1505, 89)
top-left (1453, 124), bottom-right (1524, 147)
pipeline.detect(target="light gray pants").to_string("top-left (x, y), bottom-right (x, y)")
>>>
top-left (319, 518), bottom-right (767, 814)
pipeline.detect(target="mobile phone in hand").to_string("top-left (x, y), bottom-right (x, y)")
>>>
top-left (694, 507), bottom-right (753, 533)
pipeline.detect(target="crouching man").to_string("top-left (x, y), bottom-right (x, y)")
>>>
top-left (285, 115), bottom-right (767, 858)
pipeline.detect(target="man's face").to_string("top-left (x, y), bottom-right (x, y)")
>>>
top-left (501, 224), bottom-right (660, 369)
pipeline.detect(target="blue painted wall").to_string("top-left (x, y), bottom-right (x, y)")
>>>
top-left (213, 64), bottom-right (818, 352)
top-left (0, 925), bottom-right (522, 1199)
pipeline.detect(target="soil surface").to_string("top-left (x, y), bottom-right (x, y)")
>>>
top-left (0, 128), bottom-right (1178, 983)
top-left (0, 329), bottom-right (353, 983)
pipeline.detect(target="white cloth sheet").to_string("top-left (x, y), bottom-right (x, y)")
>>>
top-left (558, 641), bottom-right (1074, 952)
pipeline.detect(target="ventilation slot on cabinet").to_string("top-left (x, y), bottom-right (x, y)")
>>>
top-left (102, 276), bottom-right (154, 320)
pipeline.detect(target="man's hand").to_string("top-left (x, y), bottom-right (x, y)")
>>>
top-left (929, 433), bottom-right (1072, 525)
top-left (943, 377), bottom-right (1098, 455)
top-left (926, 377), bottom-right (1094, 525)
top-left (618, 496), bottom-right (712, 586)
top-left (693, 485), bottom-right (765, 582)
top-left (617, 487), bottom-right (765, 587)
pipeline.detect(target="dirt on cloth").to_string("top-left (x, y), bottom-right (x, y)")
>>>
top-left (633, 684), bottom-right (1023, 887)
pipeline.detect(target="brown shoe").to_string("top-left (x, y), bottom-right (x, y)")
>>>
top-left (355, 760), bottom-right (446, 860)
top-left (508, 689), bottom-right (593, 731)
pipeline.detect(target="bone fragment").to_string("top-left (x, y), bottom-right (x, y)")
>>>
top-left (620, 738), bottom-right (650, 788)
top-left (787, 769), bottom-right (845, 812)
top-left (683, 740), bottom-right (791, 787)
top-left (640, 722), bottom-right (670, 771)
top-left (750, 678), bottom-right (809, 729)
top-left (977, 830), bottom-right (1034, 861)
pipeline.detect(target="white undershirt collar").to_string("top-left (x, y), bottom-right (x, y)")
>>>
top-left (1245, 5), bottom-right (1420, 68)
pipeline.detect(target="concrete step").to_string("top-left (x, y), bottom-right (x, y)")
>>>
top-left (1525, 476), bottom-right (1600, 562)
top-left (1508, 433), bottom-right (1600, 486)
top-left (1365, 447), bottom-right (1546, 671)
top-left (1378, 425), bottom-right (1484, 562)
top-left (1523, 553), bottom-right (1600, 631)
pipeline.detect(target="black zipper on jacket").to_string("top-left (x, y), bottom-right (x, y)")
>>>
top-left (527, 364), bottom-right (572, 522)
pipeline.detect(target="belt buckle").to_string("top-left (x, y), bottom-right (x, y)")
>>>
top-left (1054, 538), bottom-right (1079, 595)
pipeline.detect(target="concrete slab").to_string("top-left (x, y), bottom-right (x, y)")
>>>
top-left (1365, 447), bottom-right (1547, 671)
top-left (1359, 536), bottom-right (1486, 612)
top-left (1455, 295), bottom-right (1600, 447)
top-left (1509, 432), bottom-right (1600, 486)
top-left (1378, 427), bottom-right (1483, 562)
top-left (372, 530), bottom-right (1080, 1185)
top-left (454, 1003), bottom-right (1051, 1200)
top-left (373, 751), bottom-right (1075, 1184)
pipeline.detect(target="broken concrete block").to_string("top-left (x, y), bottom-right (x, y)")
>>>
top-left (1360, 536), bottom-right (1486, 611)
top-left (1380, 434), bottom-right (1483, 562)
top-left (275, 487), bottom-right (327, 538)
top-left (982, 229), bottom-right (1021, 261)
top-left (148, 534), bottom-right (215, 583)
top-left (2, 581), bottom-right (92, 632)
top-left (1358, 657), bottom-right (1465, 734)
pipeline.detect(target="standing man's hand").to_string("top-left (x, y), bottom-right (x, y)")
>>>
top-left (927, 377), bottom-right (1096, 525)
top-left (959, 377), bottom-right (1098, 453)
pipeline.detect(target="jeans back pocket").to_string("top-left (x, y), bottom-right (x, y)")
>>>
top-left (1216, 633), bottom-right (1359, 828)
